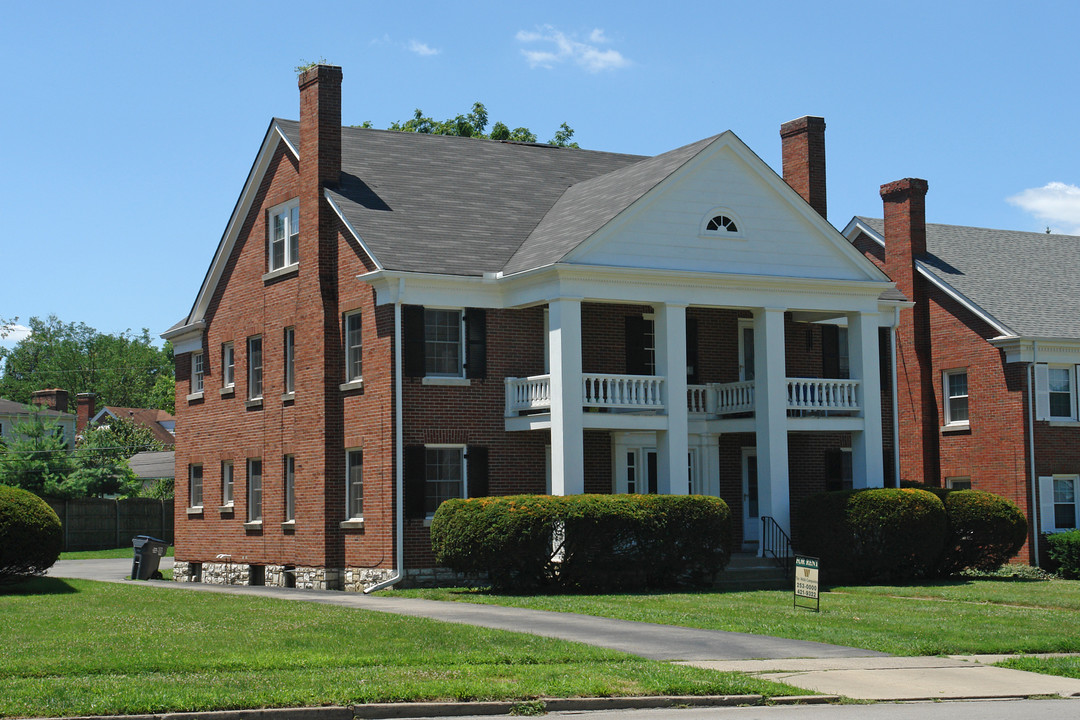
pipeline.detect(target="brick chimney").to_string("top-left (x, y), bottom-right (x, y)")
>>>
top-left (780, 116), bottom-right (827, 220)
top-left (880, 177), bottom-right (937, 485)
top-left (296, 64), bottom-right (346, 570)
top-left (881, 178), bottom-right (929, 301)
top-left (31, 388), bottom-right (69, 413)
top-left (76, 392), bottom-right (96, 433)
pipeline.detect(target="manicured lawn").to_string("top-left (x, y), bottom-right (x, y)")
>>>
top-left (59, 546), bottom-right (174, 560)
top-left (0, 579), bottom-right (800, 718)
top-left (996, 656), bottom-right (1080, 680)
top-left (392, 577), bottom-right (1080, 656)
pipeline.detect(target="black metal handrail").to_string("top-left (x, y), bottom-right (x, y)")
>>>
top-left (760, 516), bottom-right (793, 575)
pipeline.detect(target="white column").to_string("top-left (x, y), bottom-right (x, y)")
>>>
top-left (655, 303), bottom-right (689, 494)
top-left (549, 298), bottom-right (584, 495)
top-left (753, 307), bottom-right (790, 547)
top-left (849, 310), bottom-right (884, 488)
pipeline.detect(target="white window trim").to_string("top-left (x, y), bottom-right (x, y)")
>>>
top-left (187, 464), bottom-right (204, 512)
top-left (1040, 474), bottom-right (1079, 532)
top-left (698, 207), bottom-right (745, 239)
top-left (191, 351), bottom-right (204, 394)
top-left (283, 455), bottom-right (296, 522)
top-left (220, 461), bottom-right (234, 511)
top-left (267, 198), bottom-right (300, 273)
top-left (283, 327), bottom-right (296, 395)
top-left (344, 448), bottom-right (363, 523)
top-left (221, 342), bottom-right (235, 393)
top-left (943, 368), bottom-right (970, 429)
top-left (246, 458), bottom-right (263, 524)
top-left (247, 336), bottom-right (263, 401)
top-left (424, 307), bottom-right (466, 379)
top-left (424, 444), bottom-right (467, 518)
top-left (945, 476), bottom-right (972, 490)
top-left (344, 311), bottom-right (363, 384)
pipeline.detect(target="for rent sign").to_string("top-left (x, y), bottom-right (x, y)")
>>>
top-left (794, 555), bottom-right (820, 612)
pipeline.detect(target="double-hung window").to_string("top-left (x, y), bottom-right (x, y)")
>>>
top-left (247, 336), bottom-right (263, 400)
top-left (191, 352), bottom-right (204, 394)
top-left (283, 455), bottom-right (295, 522)
top-left (222, 343), bottom-right (235, 389)
top-left (943, 369), bottom-right (969, 427)
top-left (268, 200), bottom-right (299, 272)
top-left (347, 449), bottom-right (363, 519)
top-left (1041, 475), bottom-right (1079, 532)
top-left (247, 459), bottom-right (262, 523)
top-left (1035, 364), bottom-right (1078, 421)
top-left (189, 464), bottom-right (203, 508)
top-left (425, 309), bottom-right (464, 377)
top-left (425, 446), bottom-right (465, 514)
top-left (345, 312), bottom-right (362, 382)
top-left (283, 328), bottom-right (295, 395)
top-left (221, 461), bottom-right (234, 506)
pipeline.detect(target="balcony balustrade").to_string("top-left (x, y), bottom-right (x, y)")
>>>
top-left (505, 375), bottom-right (860, 418)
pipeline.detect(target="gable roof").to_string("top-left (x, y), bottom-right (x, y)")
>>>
top-left (127, 450), bottom-right (175, 480)
top-left (93, 406), bottom-right (176, 447)
top-left (0, 398), bottom-right (74, 421)
top-left (852, 217), bottom-right (1080, 338)
top-left (278, 120), bottom-right (648, 276)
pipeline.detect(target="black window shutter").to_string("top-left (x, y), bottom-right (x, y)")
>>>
top-left (824, 449), bottom-right (842, 492)
top-left (403, 306), bottom-right (426, 377)
top-left (404, 445), bottom-right (426, 519)
top-left (466, 445), bottom-right (489, 498)
top-left (686, 317), bottom-right (699, 384)
top-left (625, 315), bottom-right (646, 375)
top-left (878, 327), bottom-right (891, 389)
top-left (821, 325), bottom-right (840, 379)
top-left (464, 308), bottom-right (487, 379)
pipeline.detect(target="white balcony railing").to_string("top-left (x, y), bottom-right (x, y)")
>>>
top-left (786, 378), bottom-right (860, 412)
top-left (505, 375), bottom-right (551, 416)
top-left (506, 375), bottom-right (859, 417)
top-left (583, 373), bottom-right (664, 410)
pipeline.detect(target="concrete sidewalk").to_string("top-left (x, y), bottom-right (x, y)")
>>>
top-left (48, 559), bottom-right (1080, 702)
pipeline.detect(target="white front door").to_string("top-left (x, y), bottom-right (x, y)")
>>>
top-left (742, 448), bottom-right (759, 545)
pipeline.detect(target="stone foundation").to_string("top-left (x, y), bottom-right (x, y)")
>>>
top-left (172, 561), bottom-right (397, 592)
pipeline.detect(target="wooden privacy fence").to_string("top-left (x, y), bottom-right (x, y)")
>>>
top-left (46, 498), bottom-right (174, 551)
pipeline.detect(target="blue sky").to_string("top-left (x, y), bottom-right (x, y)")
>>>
top-left (2, 1), bottom-right (1078, 349)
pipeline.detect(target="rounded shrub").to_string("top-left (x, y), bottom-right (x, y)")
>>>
top-left (1045, 530), bottom-right (1080, 580)
top-left (936, 490), bottom-right (1027, 575)
top-left (431, 494), bottom-right (732, 592)
top-left (0, 485), bottom-right (63, 583)
top-left (794, 488), bottom-right (947, 584)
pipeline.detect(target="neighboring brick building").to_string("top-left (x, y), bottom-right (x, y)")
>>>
top-left (845, 184), bottom-right (1080, 563)
top-left (163, 65), bottom-right (903, 591)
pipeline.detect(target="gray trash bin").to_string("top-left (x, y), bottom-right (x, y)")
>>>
top-left (131, 535), bottom-right (168, 580)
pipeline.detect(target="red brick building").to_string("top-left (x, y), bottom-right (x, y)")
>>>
top-left (164, 65), bottom-right (902, 590)
top-left (845, 184), bottom-right (1080, 564)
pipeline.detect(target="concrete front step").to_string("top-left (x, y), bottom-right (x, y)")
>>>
top-left (718, 552), bottom-right (792, 591)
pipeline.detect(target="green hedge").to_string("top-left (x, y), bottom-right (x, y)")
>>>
top-left (432, 494), bottom-right (732, 591)
top-left (936, 490), bottom-right (1027, 575)
top-left (0, 485), bottom-right (62, 583)
top-left (1045, 530), bottom-right (1080, 579)
top-left (794, 488), bottom-right (947, 583)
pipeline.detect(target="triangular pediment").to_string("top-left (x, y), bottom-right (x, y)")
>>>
top-left (563, 133), bottom-right (888, 283)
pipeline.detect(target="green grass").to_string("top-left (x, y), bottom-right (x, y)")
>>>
top-left (59, 546), bottom-right (174, 560)
top-left (390, 576), bottom-right (1080, 656)
top-left (0, 579), bottom-right (799, 718)
top-left (996, 656), bottom-right (1080, 680)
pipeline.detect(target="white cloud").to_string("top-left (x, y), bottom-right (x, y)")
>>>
top-left (0, 323), bottom-right (30, 351)
top-left (407, 40), bottom-right (440, 57)
top-left (516, 25), bottom-right (630, 73)
top-left (1007, 182), bottom-right (1080, 234)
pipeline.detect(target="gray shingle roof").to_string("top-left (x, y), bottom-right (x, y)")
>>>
top-left (277, 120), bottom-right (650, 276)
top-left (0, 398), bottom-right (74, 420)
top-left (857, 217), bottom-right (1080, 338)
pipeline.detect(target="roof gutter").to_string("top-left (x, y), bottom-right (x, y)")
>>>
top-left (1028, 343), bottom-right (1040, 566)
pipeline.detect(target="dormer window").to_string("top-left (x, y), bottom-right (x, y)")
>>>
top-left (706, 214), bottom-right (739, 233)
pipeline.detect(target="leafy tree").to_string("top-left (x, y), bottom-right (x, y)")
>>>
top-left (66, 417), bottom-right (165, 498)
top-left (0, 407), bottom-right (73, 497)
top-left (371, 102), bottom-right (574, 147)
top-left (0, 315), bottom-right (173, 410)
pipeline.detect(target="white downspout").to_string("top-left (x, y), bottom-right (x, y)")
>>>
top-left (892, 307), bottom-right (901, 488)
top-left (1029, 343), bottom-right (1040, 565)
top-left (365, 292), bottom-right (406, 593)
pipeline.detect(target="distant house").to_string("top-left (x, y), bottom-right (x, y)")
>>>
top-left (846, 181), bottom-right (1080, 563)
top-left (127, 450), bottom-right (176, 487)
top-left (89, 406), bottom-right (176, 449)
top-left (0, 390), bottom-right (77, 447)
top-left (163, 64), bottom-right (904, 591)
